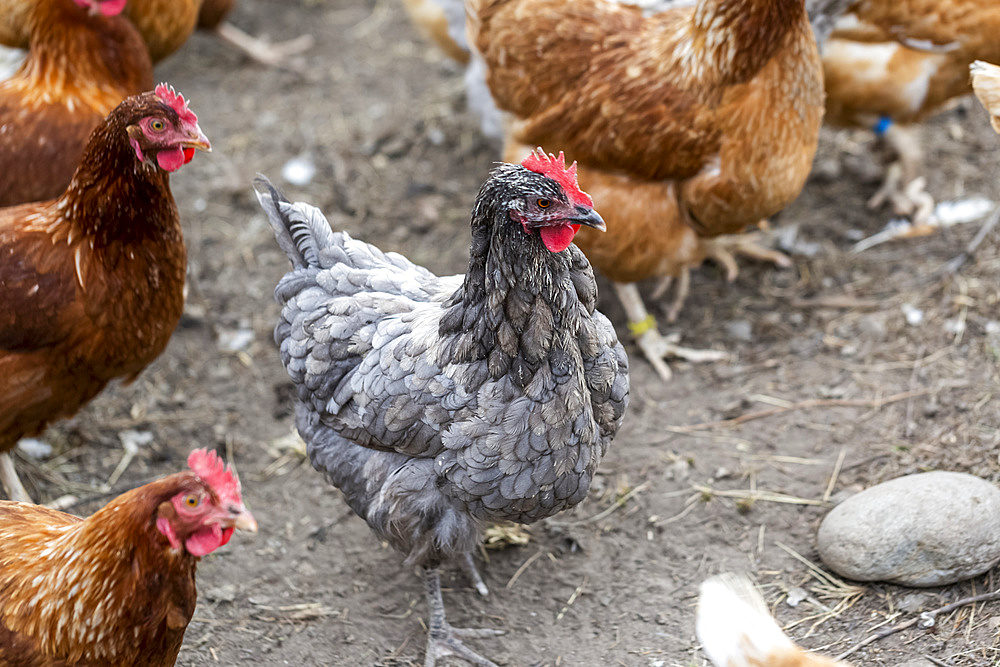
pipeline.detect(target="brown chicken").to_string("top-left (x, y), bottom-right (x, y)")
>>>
top-left (120, 0), bottom-right (311, 66)
top-left (466, 0), bottom-right (824, 380)
top-left (0, 84), bottom-right (210, 502)
top-left (971, 60), bottom-right (1000, 132)
top-left (697, 574), bottom-right (851, 667)
top-left (0, 448), bottom-right (257, 666)
top-left (0, 0), bottom-right (309, 67)
top-left (120, 0), bottom-right (201, 63)
top-left (821, 0), bottom-right (1000, 222)
top-left (0, 0), bottom-right (151, 206)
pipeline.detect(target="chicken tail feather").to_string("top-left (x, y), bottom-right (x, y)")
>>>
top-left (253, 175), bottom-right (336, 269)
top-left (697, 573), bottom-right (800, 667)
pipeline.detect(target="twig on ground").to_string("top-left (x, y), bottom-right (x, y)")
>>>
top-left (695, 486), bottom-right (828, 507)
top-left (668, 389), bottom-right (932, 432)
top-left (822, 448), bottom-right (847, 503)
top-left (548, 481), bottom-right (651, 526)
top-left (934, 204), bottom-right (1000, 278)
top-left (505, 550), bottom-right (546, 590)
top-left (555, 577), bottom-right (587, 621)
top-left (836, 589), bottom-right (1000, 661)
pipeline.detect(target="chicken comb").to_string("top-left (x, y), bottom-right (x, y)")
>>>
top-left (154, 83), bottom-right (199, 126)
top-left (187, 449), bottom-right (242, 502)
top-left (520, 148), bottom-right (593, 207)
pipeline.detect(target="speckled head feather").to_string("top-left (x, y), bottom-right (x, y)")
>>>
top-left (187, 449), bottom-right (241, 503)
top-left (520, 148), bottom-right (592, 208)
top-left (154, 83), bottom-right (198, 126)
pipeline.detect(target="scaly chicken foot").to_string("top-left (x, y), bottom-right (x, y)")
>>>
top-left (867, 124), bottom-right (935, 226)
top-left (614, 282), bottom-right (728, 383)
top-left (0, 451), bottom-right (31, 503)
top-left (702, 231), bottom-right (793, 283)
top-left (648, 269), bottom-right (691, 323)
top-left (459, 552), bottom-right (490, 597)
top-left (214, 22), bottom-right (314, 70)
top-left (423, 567), bottom-right (504, 667)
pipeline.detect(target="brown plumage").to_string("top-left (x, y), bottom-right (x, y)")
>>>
top-left (122, 0), bottom-right (202, 63)
top-left (820, 0), bottom-right (1000, 224)
top-left (0, 449), bottom-right (256, 666)
top-left (121, 0), bottom-right (311, 67)
top-left (0, 86), bottom-right (210, 501)
top-left (196, 0), bottom-right (236, 31)
top-left (0, 0), bottom-right (202, 64)
top-left (0, 0), bottom-right (152, 206)
top-left (823, 0), bottom-right (1000, 127)
top-left (467, 0), bottom-right (824, 380)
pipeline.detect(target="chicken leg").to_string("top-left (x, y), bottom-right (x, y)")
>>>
top-left (459, 552), bottom-right (490, 597)
top-left (867, 123), bottom-right (935, 226)
top-left (614, 282), bottom-right (728, 383)
top-left (701, 230), bottom-right (793, 281)
top-left (422, 567), bottom-right (504, 667)
top-left (648, 229), bottom-right (791, 324)
top-left (0, 451), bottom-right (31, 503)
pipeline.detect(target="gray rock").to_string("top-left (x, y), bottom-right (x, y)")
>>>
top-left (817, 471), bottom-right (1000, 586)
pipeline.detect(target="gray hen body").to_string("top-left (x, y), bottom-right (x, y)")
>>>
top-left (258, 169), bottom-right (628, 568)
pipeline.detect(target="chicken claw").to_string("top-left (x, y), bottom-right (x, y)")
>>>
top-left (867, 124), bottom-right (935, 226)
top-left (868, 164), bottom-right (935, 226)
top-left (423, 568), bottom-right (504, 667)
top-left (459, 552), bottom-right (490, 597)
top-left (702, 230), bottom-right (793, 283)
top-left (0, 452), bottom-right (31, 503)
top-left (614, 282), bottom-right (728, 382)
top-left (649, 268), bottom-right (691, 323)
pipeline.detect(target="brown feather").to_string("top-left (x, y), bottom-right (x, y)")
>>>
top-left (0, 473), bottom-right (213, 666)
top-left (0, 0), bottom-right (152, 206)
top-left (823, 0), bottom-right (1000, 126)
top-left (476, 0), bottom-right (823, 286)
top-left (122, 0), bottom-right (202, 63)
top-left (0, 92), bottom-right (190, 459)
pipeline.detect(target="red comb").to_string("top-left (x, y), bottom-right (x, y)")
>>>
top-left (520, 148), bottom-right (593, 207)
top-left (154, 83), bottom-right (198, 127)
top-left (187, 449), bottom-right (242, 503)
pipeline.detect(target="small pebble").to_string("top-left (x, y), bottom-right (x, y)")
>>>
top-left (901, 304), bottom-right (924, 326)
top-left (725, 320), bottom-right (752, 342)
top-left (817, 471), bottom-right (1000, 586)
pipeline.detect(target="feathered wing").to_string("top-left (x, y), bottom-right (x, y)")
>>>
top-left (0, 214), bottom-right (80, 352)
top-left (256, 176), bottom-right (466, 459)
top-left (467, 0), bottom-right (721, 181)
top-left (697, 574), bottom-right (848, 667)
top-left (261, 177), bottom-right (628, 532)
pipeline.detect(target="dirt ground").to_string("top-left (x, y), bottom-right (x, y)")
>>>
top-left (13, 0), bottom-right (1000, 665)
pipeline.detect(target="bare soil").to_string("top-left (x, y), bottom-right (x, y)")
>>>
top-left (15, 0), bottom-right (1000, 665)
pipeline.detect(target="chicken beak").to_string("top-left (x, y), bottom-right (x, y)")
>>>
top-left (571, 206), bottom-right (606, 232)
top-left (227, 506), bottom-right (258, 533)
top-left (183, 126), bottom-right (212, 153)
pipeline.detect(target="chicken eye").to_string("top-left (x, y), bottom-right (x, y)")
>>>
top-left (537, 198), bottom-right (551, 209)
top-left (183, 494), bottom-right (200, 508)
top-left (150, 119), bottom-right (166, 132)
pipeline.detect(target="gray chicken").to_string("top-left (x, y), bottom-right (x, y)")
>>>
top-left (256, 150), bottom-right (629, 667)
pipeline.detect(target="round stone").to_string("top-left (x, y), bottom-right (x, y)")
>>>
top-left (817, 471), bottom-right (1000, 586)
